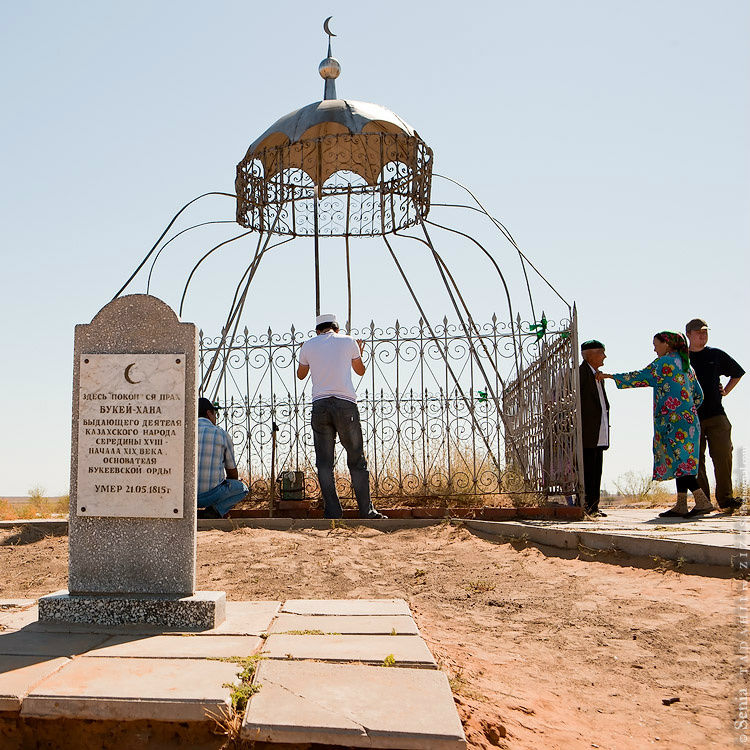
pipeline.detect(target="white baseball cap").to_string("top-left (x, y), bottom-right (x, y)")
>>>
top-left (315, 313), bottom-right (338, 326)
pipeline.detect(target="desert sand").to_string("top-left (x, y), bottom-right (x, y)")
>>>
top-left (0, 522), bottom-right (740, 750)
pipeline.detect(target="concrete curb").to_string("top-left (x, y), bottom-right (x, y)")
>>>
top-left (464, 520), bottom-right (739, 568)
top-left (1, 517), bottom-right (740, 568)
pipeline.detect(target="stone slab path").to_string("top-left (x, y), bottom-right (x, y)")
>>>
top-left (0, 597), bottom-right (466, 749)
top-left (243, 660), bottom-right (466, 749)
top-left (463, 507), bottom-right (746, 567)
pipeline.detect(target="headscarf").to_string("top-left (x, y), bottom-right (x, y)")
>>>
top-left (655, 331), bottom-right (690, 372)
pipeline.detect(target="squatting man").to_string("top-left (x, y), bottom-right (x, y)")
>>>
top-left (196, 397), bottom-right (247, 518)
top-left (297, 313), bottom-right (387, 519)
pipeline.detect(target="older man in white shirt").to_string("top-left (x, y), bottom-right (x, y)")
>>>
top-left (579, 340), bottom-right (610, 517)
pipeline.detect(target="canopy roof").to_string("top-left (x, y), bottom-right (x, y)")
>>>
top-left (246, 99), bottom-right (417, 153)
top-left (240, 99), bottom-right (424, 187)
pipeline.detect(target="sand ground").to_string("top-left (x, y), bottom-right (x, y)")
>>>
top-left (0, 522), bottom-right (741, 750)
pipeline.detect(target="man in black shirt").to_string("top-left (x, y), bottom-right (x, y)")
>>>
top-left (686, 318), bottom-right (745, 511)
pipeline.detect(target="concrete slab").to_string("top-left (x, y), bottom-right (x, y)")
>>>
top-left (0, 656), bottom-right (69, 712)
top-left (0, 599), bottom-right (37, 611)
top-left (85, 634), bottom-right (263, 659)
top-left (0, 605), bottom-right (38, 631)
top-left (269, 614), bottom-right (419, 636)
top-left (242, 659), bottom-right (466, 749)
top-left (262, 634), bottom-right (436, 667)
top-left (21, 656), bottom-right (239, 721)
top-left (0, 630), bottom-right (108, 656)
top-left (464, 508), bottom-right (746, 567)
top-left (211, 601), bottom-right (281, 635)
top-left (281, 599), bottom-right (411, 616)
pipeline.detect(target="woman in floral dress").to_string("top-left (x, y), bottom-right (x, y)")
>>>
top-left (597, 331), bottom-right (713, 518)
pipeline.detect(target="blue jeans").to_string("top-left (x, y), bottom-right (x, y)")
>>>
top-left (197, 479), bottom-right (247, 517)
top-left (311, 397), bottom-right (375, 519)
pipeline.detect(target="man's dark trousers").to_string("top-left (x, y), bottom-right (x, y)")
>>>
top-left (311, 396), bottom-right (375, 519)
top-left (697, 414), bottom-right (734, 506)
top-left (579, 362), bottom-right (609, 514)
top-left (582, 447), bottom-right (604, 514)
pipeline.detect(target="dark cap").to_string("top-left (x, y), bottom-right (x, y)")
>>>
top-left (581, 339), bottom-right (605, 351)
top-left (685, 318), bottom-right (708, 334)
top-left (198, 397), bottom-right (220, 417)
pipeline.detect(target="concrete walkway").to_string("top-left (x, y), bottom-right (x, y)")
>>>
top-left (465, 508), bottom-right (748, 568)
top-left (0, 598), bottom-right (466, 749)
top-left (1, 508), bottom-right (747, 568)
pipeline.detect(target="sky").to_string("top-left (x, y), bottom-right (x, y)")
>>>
top-left (0, 1), bottom-right (748, 497)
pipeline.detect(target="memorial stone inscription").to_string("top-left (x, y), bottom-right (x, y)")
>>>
top-left (39, 289), bottom-right (226, 627)
top-left (77, 353), bottom-right (186, 518)
top-left (67, 294), bottom-right (199, 597)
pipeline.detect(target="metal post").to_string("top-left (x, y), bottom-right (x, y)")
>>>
top-left (570, 303), bottom-right (585, 506)
top-left (313, 195), bottom-right (321, 315)
top-left (345, 234), bottom-right (352, 333)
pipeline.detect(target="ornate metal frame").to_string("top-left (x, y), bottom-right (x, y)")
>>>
top-left (235, 133), bottom-right (433, 236)
top-left (201, 314), bottom-right (578, 505)
top-left (114, 22), bottom-right (583, 507)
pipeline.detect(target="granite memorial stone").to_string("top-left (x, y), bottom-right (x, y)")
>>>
top-left (38, 294), bottom-right (225, 628)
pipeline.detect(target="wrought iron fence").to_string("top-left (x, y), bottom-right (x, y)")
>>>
top-left (201, 313), bottom-right (579, 505)
top-left (502, 309), bottom-right (582, 498)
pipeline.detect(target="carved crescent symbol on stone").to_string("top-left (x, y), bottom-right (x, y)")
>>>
top-left (124, 363), bottom-right (140, 384)
top-left (323, 16), bottom-right (336, 37)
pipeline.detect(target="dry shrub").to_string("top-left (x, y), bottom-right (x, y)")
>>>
top-left (0, 489), bottom-right (69, 521)
top-left (235, 443), bottom-right (537, 509)
top-left (611, 471), bottom-right (674, 507)
top-left (0, 499), bottom-right (18, 521)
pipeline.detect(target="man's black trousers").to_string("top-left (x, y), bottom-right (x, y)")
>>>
top-left (582, 446), bottom-right (605, 514)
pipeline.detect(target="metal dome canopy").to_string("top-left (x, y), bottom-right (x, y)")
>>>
top-left (235, 30), bottom-right (433, 237)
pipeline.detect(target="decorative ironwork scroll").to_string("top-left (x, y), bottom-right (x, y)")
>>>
top-left (502, 313), bottom-right (580, 497)
top-left (236, 133), bottom-right (433, 237)
top-left (200, 315), bottom-right (579, 505)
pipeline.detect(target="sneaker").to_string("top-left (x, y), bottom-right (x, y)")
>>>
top-left (197, 506), bottom-right (222, 519)
top-left (365, 511), bottom-right (388, 520)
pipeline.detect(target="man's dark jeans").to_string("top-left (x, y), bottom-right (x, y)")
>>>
top-left (311, 397), bottom-right (375, 519)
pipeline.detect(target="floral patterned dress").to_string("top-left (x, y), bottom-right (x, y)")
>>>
top-left (613, 352), bottom-right (703, 481)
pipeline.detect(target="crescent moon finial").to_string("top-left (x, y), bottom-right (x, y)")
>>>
top-left (323, 16), bottom-right (336, 37)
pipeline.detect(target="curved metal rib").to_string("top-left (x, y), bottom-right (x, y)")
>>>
top-left (198, 210), bottom-right (288, 397)
top-left (112, 191), bottom-right (236, 300)
top-left (146, 220), bottom-right (237, 294)
top-left (422, 218), bottom-right (519, 371)
top-left (179, 230), bottom-right (256, 317)
top-left (204, 233), bottom-right (293, 400)
top-left (393, 225), bottom-right (528, 474)
top-left (419, 222), bottom-right (529, 474)
top-left (381, 233), bottom-right (503, 475)
top-left (433, 174), bottom-right (572, 313)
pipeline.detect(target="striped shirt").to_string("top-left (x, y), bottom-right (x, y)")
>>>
top-left (197, 417), bottom-right (237, 494)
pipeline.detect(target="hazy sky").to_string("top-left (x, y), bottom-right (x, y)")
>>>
top-left (1, 1), bottom-right (748, 497)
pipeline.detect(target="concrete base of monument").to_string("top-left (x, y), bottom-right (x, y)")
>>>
top-left (37, 590), bottom-right (226, 630)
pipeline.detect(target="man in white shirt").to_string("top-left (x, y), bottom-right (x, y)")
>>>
top-left (579, 340), bottom-right (610, 517)
top-left (297, 314), bottom-right (386, 519)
